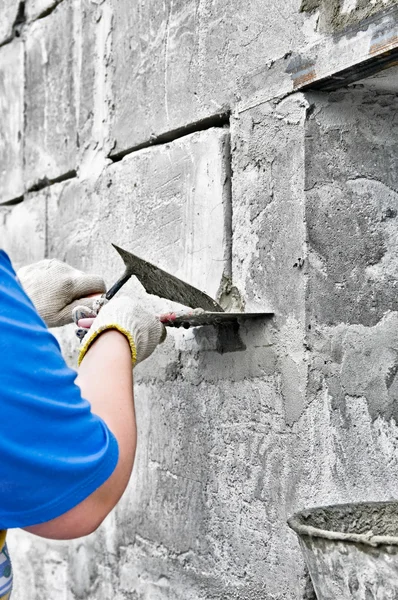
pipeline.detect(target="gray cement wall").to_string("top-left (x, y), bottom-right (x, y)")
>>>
top-left (1, 1), bottom-right (398, 599)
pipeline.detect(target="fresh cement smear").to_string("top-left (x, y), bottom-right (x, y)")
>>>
top-left (289, 501), bottom-right (398, 545)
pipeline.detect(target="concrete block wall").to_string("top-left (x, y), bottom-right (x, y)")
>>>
top-left (1, 1), bottom-right (398, 599)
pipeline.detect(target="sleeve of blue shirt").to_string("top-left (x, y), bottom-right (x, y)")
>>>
top-left (0, 250), bottom-right (119, 529)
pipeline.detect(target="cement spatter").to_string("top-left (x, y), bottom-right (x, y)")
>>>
top-left (300, 0), bottom-right (398, 32)
top-left (217, 275), bottom-right (245, 312)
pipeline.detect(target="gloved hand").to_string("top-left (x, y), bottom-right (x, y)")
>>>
top-left (17, 259), bottom-right (106, 328)
top-left (73, 296), bottom-right (166, 367)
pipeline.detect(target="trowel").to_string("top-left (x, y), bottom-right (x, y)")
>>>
top-left (105, 244), bottom-right (272, 328)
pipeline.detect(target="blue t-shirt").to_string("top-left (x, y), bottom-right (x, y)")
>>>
top-left (0, 250), bottom-right (119, 529)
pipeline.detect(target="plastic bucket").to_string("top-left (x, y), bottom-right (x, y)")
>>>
top-left (288, 501), bottom-right (398, 600)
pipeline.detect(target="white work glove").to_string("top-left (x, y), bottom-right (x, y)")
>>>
top-left (17, 259), bottom-right (106, 327)
top-left (73, 296), bottom-right (166, 367)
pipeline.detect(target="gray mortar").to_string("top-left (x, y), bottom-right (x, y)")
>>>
top-left (217, 275), bottom-right (245, 312)
top-left (305, 89), bottom-right (398, 328)
top-left (300, 0), bottom-right (398, 32)
top-left (290, 501), bottom-right (398, 542)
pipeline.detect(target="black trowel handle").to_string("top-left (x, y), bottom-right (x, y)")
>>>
top-left (105, 269), bottom-right (133, 301)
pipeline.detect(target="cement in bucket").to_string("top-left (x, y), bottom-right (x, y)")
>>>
top-left (288, 501), bottom-right (398, 599)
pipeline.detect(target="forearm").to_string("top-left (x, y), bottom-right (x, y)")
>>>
top-left (24, 330), bottom-right (136, 540)
top-left (76, 330), bottom-right (137, 509)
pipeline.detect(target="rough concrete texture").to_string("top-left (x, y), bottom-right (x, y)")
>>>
top-left (305, 90), bottom-right (398, 327)
top-left (74, 0), bottom-right (115, 180)
top-left (6, 86), bottom-right (398, 599)
top-left (231, 95), bottom-right (309, 428)
top-left (24, 1), bottom-right (76, 190)
top-left (6, 0), bottom-right (307, 192)
top-left (300, 0), bottom-right (396, 32)
top-left (0, 40), bottom-right (24, 204)
top-left (0, 0), bottom-right (21, 45)
top-left (305, 90), bottom-right (398, 427)
top-left (108, 0), bottom-right (306, 154)
top-left (1, 0), bottom-right (396, 200)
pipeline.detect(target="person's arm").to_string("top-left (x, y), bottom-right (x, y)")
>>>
top-left (24, 330), bottom-right (136, 539)
top-left (0, 256), bottom-right (165, 539)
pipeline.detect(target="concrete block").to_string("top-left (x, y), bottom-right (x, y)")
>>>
top-left (108, 0), bottom-right (305, 154)
top-left (305, 89), bottom-right (398, 327)
top-left (109, 377), bottom-right (295, 599)
top-left (25, 1), bottom-right (76, 189)
top-left (0, 40), bottom-right (24, 204)
top-left (0, 195), bottom-right (46, 270)
top-left (231, 96), bottom-right (309, 429)
top-left (47, 128), bottom-right (231, 301)
top-left (46, 127), bottom-right (231, 370)
top-left (75, 0), bottom-right (116, 179)
top-left (0, 0), bottom-right (20, 45)
top-left (232, 95), bottom-right (308, 319)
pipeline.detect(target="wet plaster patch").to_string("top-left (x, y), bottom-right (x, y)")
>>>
top-left (275, 316), bottom-right (308, 427)
top-left (308, 313), bottom-right (398, 423)
top-left (305, 89), bottom-right (398, 328)
top-left (341, 312), bottom-right (398, 421)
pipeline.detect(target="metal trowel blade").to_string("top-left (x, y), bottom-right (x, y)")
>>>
top-left (106, 244), bottom-right (224, 313)
top-left (160, 310), bottom-right (273, 328)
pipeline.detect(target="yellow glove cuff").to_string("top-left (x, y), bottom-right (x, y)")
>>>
top-left (0, 530), bottom-right (6, 550)
top-left (78, 324), bottom-right (138, 367)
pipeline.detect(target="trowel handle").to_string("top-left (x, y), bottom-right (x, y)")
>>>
top-left (105, 269), bottom-right (133, 301)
